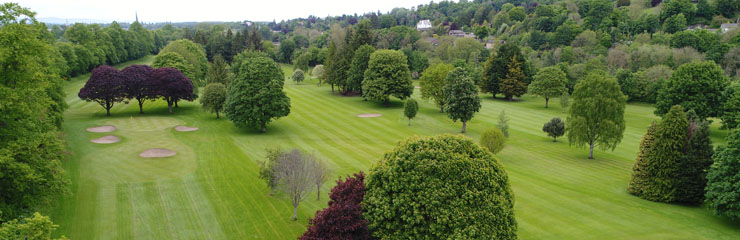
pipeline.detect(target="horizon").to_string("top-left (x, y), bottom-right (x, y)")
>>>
top-left (16, 0), bottom-right (444, 24)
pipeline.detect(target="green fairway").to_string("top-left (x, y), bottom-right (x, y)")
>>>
top-left (51, 57), bottom-right (740, 239)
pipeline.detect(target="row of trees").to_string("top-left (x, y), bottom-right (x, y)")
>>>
top-left (78, 65), bottom-right (195, 115)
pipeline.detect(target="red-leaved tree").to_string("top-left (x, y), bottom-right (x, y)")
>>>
top-left (122, 64), bottom-right (154, 114)
top-left (78, 65), bottom-right (127, 116)
top-left (300, 172), bottom-right (371, 240)
top-left (150, 67), bottom-right (194, 113)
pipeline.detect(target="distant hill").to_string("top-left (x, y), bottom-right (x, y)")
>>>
top-left (38, 17), bottom-right (123, 25)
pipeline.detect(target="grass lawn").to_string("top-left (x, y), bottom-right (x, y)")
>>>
top-left (50, 57), bottom-right (740, 239)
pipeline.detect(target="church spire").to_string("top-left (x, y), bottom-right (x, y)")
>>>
top-left (135, 11), bottom-right (139, 22)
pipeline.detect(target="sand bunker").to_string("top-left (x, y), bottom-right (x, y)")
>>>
top-left (90, 135), bottom-right (120, 144)
top-left (139, 148), bottom-right (177, 158)
top-left (86, 125), bottom-right (116, 133)
top-left (175, 126), bottom-right (199, 132)
top-left (414, 86), bottom-right (421, 89)
top-left (357, 114), bottom-right (383, 118)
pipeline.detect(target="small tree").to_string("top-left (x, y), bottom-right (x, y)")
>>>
top-left (201, 83), bottom-right (227, 118)
top-left (362, 50), bottom-right (413, 106)
top-left (310, 157), bottom-right (329, 200)
top-left (300, 173), bottom-right (371, 240)
top-left (122, 64), bottom-right (154, 114)
top-left (363, 135), bottom-right (517, 239)
top-left (404, 98), bottom-right (419, 126)
top-left (206, 55), bottom-right (230, 85)
top-left (566, 72), bottom-right (627, 159)
top-left (705, 130), bottom-right (740, 220)
top-left (497, 110), bottom-right (510, 137)
top-left (542, 117), bottom-right (565, 142)
top-left (224, 56), bottom-right (290, 132)
top-left (480, 128), bottom-right (507, 154)
top-left (259, 148), bottom-right (284, 196)
top-left (529, 66), bottom-right (568, 108)
top-left (78, 65), bottom-right (127, 116)
top-left (628, 122), bottom-right (659, 197)
top-left (560, 92), bottom-right (570, 112)
top-left (292, 69), bottom-right (305, 85)
top-left (499, 57), bottom-right (528, 101)
top-left (419, 63), bottom-right (455, 112)
top-left (444, 68), bottom-right (482, 133)
top-left (150, 67), bottom-right (195, 113)
top-left (311, 65), bottom-right (326, 87)
top-left (274, 149), bottom-right (319, 220)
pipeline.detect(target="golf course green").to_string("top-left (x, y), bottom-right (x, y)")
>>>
top-left (50, 56), bottom-right (739, 239)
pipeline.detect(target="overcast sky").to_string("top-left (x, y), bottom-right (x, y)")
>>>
top-left (16, 0), bottom-right (441, 23)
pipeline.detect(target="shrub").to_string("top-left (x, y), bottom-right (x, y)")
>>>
top-left (292, 69), bottom-right (305, 84)
top-left (480, 128), bottom-right (507, 154)
top-left (300, 173), bottom-right (371, 240)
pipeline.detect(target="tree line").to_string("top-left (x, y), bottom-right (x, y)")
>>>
top-left (0, 3), bottom-right (68, 238)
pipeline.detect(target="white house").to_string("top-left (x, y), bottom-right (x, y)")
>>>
top-left (416, 19), bottom-right (432, 31)
top-left (721, 23), bottom-right (738, 32)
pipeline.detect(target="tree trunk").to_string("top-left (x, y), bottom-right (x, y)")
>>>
top-left (553, 137), bottom-right (557, 142)
top-left (106, 104), bottom-right (111, 116)
top-left (545, 98), bottom-right (549, 108)
top-left (440, 104), bottom-right (444, 113)
top-left (167, 100), bottom-right (173, 113)
top-left (408, 118), bottom-right (411, 126)
top-left (175, 100), bottom-right (179, 108)
top-left (292, 205), bottom-right (298, 221)
top-left (269, 188), bottom-right (274, 196)
top-left (461, 121), bottom-right (467, 133)
top-left (383, 99), bottom-right (389, 107)
top-left (331, 84), bottom-right (334, 93)
top-left (589, 142), bottom-right (595, 159)
top-left (261, 124), bottom-right (266, 133)
top-left (138, 98), bottom-right (144, 113)
top-left (317, 186), bottom-right (321, 200)
top-left (216, 111), bottom-right (220, 119)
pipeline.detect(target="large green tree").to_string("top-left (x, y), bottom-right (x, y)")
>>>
top-left (444, 67), bottom-right (482, 133)
top-left (629, 105), bottom-right (713, 203)
top-left (419, 63), bottom-right (455, 112)
top-left (655, 61), bottom-right (729, 120)
top-left (528, 66), bottom-right (568, 108)
top-left (566, 73), bottom-right (627, 159)
top-left (363, 135), bottom-right (517, 239)
top-left (224, 56), bottom-right (290, 132)
top-left (362, 50), bottom-right (413, 105)
top-left (499, 57), bottom-right (528, 101)
top-left (705, 130), bottom-right (740, 219)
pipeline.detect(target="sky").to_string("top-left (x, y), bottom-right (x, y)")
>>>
top-left (15, 0), bottom-right (441, 23)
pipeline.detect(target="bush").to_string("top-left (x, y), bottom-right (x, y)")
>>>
top-left (542, 117), bottom-right (565, 142)
top-left (364, 135), bottom-right (517, 239)
top-left (480, 128), bottom-right (507, 154)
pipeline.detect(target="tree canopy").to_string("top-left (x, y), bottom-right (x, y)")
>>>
top-left (655, 61), bottom-right (729, 120)
top-left (224, 56), bottom-right (290, 132)
top-left (78, 65), bottom-right (127, 116)
top-left (529, 66), bottom-right (568, 108)
top-left (364, 135), bottom-right (517, 239)
top-left (362, 49), bottom-right (413, 105)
